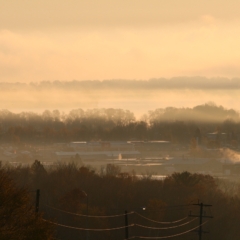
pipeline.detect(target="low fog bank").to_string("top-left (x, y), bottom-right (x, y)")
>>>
top-left (0, 103), bottom-right (239, 124)
top-left (148, 103), bottom-right (239, 122)
top-left (1, 103), bottom-right (240, 178)
top-left (0, 103), bottom-right (240, 151)
top-left (1, 78), bottom-right (240, 117)
top-left (1, 77), bottom-right (240, 90)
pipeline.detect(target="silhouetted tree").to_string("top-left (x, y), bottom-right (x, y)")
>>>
top-left (0, 166), bottom-right (54, 240)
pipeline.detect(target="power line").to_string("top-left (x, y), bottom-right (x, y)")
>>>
top-left (134, 212), bottom-right (189, 224)
top-left (46, 204), bottom-right (192, 222)
top-left (141, 204), bottom-right (195, 212)
top-left (125, 220), bottom-right (210, 239)
top-left (135, 218), bottom-right (197, 230)
top-left (46, 204), bottom-right (134, 218)
top-left (43, 218), bottom-right (134, 231)
top-left (43, 217), bottom-right (198, 233)
top-left (43, 203), bottom-right (211, 240)
top-left (44, 203), bottom-right (212, 239)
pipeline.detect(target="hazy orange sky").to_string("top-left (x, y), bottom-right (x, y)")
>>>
top-left (1, 0), bottom-right (240, 82)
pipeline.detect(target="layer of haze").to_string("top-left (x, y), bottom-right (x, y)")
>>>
top-left (1, 0), bottom-right (240, 82)
top-left (1, 79), bottom-right (240, 119)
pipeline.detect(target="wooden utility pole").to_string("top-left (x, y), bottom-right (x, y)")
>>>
top-left (35, 189), bottom-right (40, 213)
top-left (125, 210), bottom-right (129, 239)
top-left (189, 202), bottom-right (213, 240)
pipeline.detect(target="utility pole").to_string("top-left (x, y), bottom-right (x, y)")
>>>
top-left (86, 195), bottom-right (89, 240)
top-left (81, 191), bottom-right (89, 240)
top-left (35, 189), bottom-right (40, 214)
top-left (125, 210), bottom-right (129, 239)
top-left (189, 202), bottom-right (213, 240)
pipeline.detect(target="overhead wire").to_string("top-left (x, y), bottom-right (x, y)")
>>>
top-left (138, 204), bottom-right (197, 214)
top-left (125, 220), bottom-right (210, 239)
top-left (46, 204), bottom-right (192, 221)
top-left (43, 217), bottom-right (200, 233)
top-left (45, 204), bottom-right (134, 218)
top-left (43, 218), bottom-right (134, 231)
top-left (134, 218), bottom-right (197, 230)
top-left (134, 212), bottom-right (189, 224)
top-left (143, 204), bottom-right (194, 210)
top-left (44, 203), bottom-right (211, 238)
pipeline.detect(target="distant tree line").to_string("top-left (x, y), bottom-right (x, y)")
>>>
top-left (1, 77), bottom-right (240, 90)
top-left (3, 161), bottom-right (240, 240)
top-left (0, 103), bottom-right (239, 144)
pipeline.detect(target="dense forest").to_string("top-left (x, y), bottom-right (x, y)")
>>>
top-left (2, 161), bottom-right (240, 240)
top-left (0, 103), bottom-right (239, 144)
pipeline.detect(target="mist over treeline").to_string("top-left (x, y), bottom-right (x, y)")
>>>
top-left (1, 78), bottom-right (240, 116)
top-left (0, 103), bottom-right (239, 143)
top-left (1, 77), bottom-right (240, 90)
